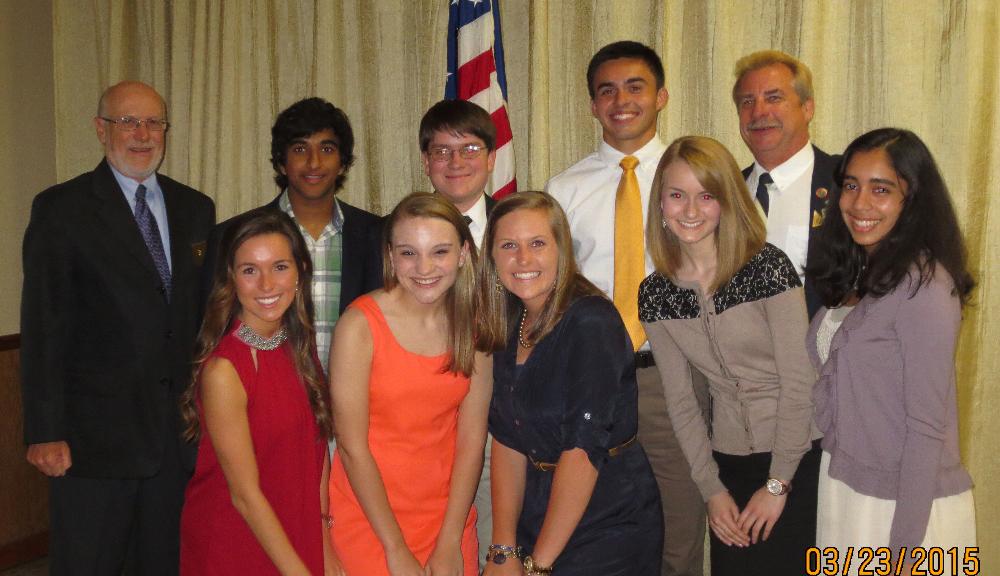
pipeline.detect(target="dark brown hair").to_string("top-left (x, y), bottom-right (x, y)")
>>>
top-left (181, 208), bottom-right (332, 441)
top-left (418, 99), bottom-right (497, 152)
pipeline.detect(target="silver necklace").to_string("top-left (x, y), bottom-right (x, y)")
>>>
top-left (518, 308), bottom-right (534, 349)
top-left (235, 323), bottom-right (288, 351)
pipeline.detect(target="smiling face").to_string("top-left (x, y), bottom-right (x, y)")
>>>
top-left (281, 128), bottom-right (343, 203)
top-left (839, 148), bottom-right (907, 254)
top-left (492, 208), bottom-right (559, 315)
top-left (590, 57), bottom-right (669, 154)
top-left (659, 160), bottom-right (722, 252)
top-left (422, 130), bottom-right (496, 213)
top-left (735, 63), bottom-right (814, 170)
top-left (389, 216), bottom-right (468, 305)
top-left (94, 82), bottom-right (167, 182)
top-left (233, 233), bottom-right (299, 337)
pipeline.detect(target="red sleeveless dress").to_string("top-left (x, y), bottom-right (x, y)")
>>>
top-left (181, 322), bottom-right (325, 575)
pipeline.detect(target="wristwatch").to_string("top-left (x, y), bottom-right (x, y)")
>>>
top-left (486, 544), bottom-right (521, 565)
top-left (523, 555), bottom-right (554, 575)
top-left (766, 477), bottom-right (790, 496)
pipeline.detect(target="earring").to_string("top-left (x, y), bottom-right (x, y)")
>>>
top-left (661, 218), bottom-right (668, 229)
top-left (495, 278), bottom-right (505, 293)
top-left (459, 258), bottom-right (465, 268)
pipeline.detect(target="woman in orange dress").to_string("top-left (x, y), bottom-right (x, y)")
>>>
top-left (328, 192), bottom-right (491, 576)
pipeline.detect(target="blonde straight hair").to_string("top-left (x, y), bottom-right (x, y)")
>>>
top-left (646, 136), bottom-right (766, 293)
top-left (381, 192), bottom-right (478, 376)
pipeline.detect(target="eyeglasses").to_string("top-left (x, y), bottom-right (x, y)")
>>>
top-left (99, 116), bottom-right (171, 132)
top-left (426, 144), bottom-right (486, 163)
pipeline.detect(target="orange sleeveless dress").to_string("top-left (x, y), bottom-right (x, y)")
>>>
top-left (328, 295), bottom-right (478, 575)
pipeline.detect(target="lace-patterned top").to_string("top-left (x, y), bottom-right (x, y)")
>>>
top-left (639, 243), bottom-right (821, 499)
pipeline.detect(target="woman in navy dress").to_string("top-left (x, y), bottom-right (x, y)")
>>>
top-left (476, 191), bottom-right (662, 576)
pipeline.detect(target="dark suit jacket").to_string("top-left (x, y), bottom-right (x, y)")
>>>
top-left (21, 159), bottom-right (215, 478)
top-left (202, 194), bottom-right (383, 316)
top-left (743, 145), bottom-right (840, 318)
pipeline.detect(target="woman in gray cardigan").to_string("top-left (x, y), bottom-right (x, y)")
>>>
top-left (806, 128), bottom-right (977, 574)
top-left (639, 136), bottom-right (821, 576)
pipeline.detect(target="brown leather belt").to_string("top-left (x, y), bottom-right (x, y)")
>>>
top-left (529, 435), bottom-right (637, 472)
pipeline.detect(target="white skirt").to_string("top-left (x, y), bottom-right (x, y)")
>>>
top-left (816, 451), bottom-right (977, 576)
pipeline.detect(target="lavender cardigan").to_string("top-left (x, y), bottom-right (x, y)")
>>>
top-left (806, 266), bottom-right (973, 551)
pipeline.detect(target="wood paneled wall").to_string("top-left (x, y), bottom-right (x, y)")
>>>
top-left (0, 335), bottom-right (48, 569)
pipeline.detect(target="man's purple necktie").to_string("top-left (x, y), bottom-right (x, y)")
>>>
top-left (134, 184), bottom-right (171, 298)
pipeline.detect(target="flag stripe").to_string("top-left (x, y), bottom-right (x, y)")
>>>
top-left (456, 50), bottom-right (496, 100)
top-left (456, 12), bottom-right (493, 68)
top-left (491, 106), bottom-right (513, 147)
top-left (492, 143), bottom-right (515, 183)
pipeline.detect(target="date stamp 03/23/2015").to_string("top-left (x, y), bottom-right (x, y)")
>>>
top-left (805, 547), bottom-right (981, 575)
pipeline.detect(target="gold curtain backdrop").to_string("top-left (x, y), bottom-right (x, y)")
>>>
top-left (53, 0), bottom-right (997, 565)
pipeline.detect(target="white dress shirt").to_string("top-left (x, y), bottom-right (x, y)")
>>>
top-left (546, 136), bottom-right (666, 299)
top-left (463, 192), bottom-right (488, 250)
top-left (746, 142), bottom-right (814, 281)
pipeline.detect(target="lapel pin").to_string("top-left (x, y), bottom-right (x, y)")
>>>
top-left (812, 209), bottom-right (825, 228)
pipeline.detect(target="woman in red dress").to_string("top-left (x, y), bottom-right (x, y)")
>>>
top-left (180, 209), bottom-right (341, 575)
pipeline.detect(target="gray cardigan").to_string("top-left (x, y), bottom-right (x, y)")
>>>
top-left (807, 266), bottom-right (973, 552)
top-left (641, 244), bottom-right (821, 501)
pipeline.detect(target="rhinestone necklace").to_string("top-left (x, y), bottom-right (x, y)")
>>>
top-left (235, 323), bottom-right (288, 351)
top-left (518, 308), bottom-right (534, 349)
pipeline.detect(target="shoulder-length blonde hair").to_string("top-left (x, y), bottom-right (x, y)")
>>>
top-left (181, 208), bottom-right (331, 441)
top-left (647, 136), bottom-right (766, 292)
top-left (476, 191), bottom-right (603, 352)
top-left (381, 192), bottom-right (478, 376)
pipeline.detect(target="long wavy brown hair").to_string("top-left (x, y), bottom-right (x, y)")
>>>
top-left (181, 208), bottom-right (332, 441)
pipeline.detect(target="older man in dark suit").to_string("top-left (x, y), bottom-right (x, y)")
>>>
top-left (21, 81), bottom-right (215, 575)
top-left (733, 50), bottom-right (840, 318)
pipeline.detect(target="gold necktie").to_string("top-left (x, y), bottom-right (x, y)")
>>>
top-left (614, 155), bottom-right (646, 351)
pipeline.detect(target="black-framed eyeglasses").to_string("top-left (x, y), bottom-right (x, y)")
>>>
top-left (99, 116), bottom-right (170, 132)
top-left (426, 144), bottom-right (486, 163)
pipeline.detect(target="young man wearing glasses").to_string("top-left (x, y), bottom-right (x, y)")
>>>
top-left (202, 97), bottom-right (382, 377)
top-left (419, 99), bottom-right (497, 249)
top-left (21, 81), bottom-right (215, 575)
top-left (418, 99), bottom-right (495, 569)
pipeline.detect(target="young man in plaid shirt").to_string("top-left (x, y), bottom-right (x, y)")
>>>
top-left (203, 97), bottom-right (382, 375)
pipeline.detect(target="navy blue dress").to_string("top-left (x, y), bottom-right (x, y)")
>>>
top-left (490, 296), bottom-right (663, 575)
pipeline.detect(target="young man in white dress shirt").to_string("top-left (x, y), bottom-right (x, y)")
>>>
top-left (546, 40), bottom-right (706, 576)
top-left (419, 99), bottom-right (496, 568)
top-left (732, 50), bottom-right (838, 318)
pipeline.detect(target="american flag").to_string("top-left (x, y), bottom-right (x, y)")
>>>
top-left (445, 0), bottom-right (517, 199)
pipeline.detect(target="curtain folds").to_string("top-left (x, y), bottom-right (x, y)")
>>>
top-left (53, 0), bottom-right (998, 565)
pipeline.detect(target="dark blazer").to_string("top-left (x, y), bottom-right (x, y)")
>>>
top-left (20, 159), bottom-right (215, 478)
top-left (201, 193), bottom-right (383, 315)
top-left (485, 193), bottom-right (497, 214)
top-left (743, 145), bottom-right (840, 318)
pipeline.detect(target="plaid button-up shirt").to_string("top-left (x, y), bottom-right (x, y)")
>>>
top-left (279, 192), bottom-right (343, 375)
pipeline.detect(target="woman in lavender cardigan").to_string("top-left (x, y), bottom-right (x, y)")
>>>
top-left (806, 128), bottom-right (976, 574)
